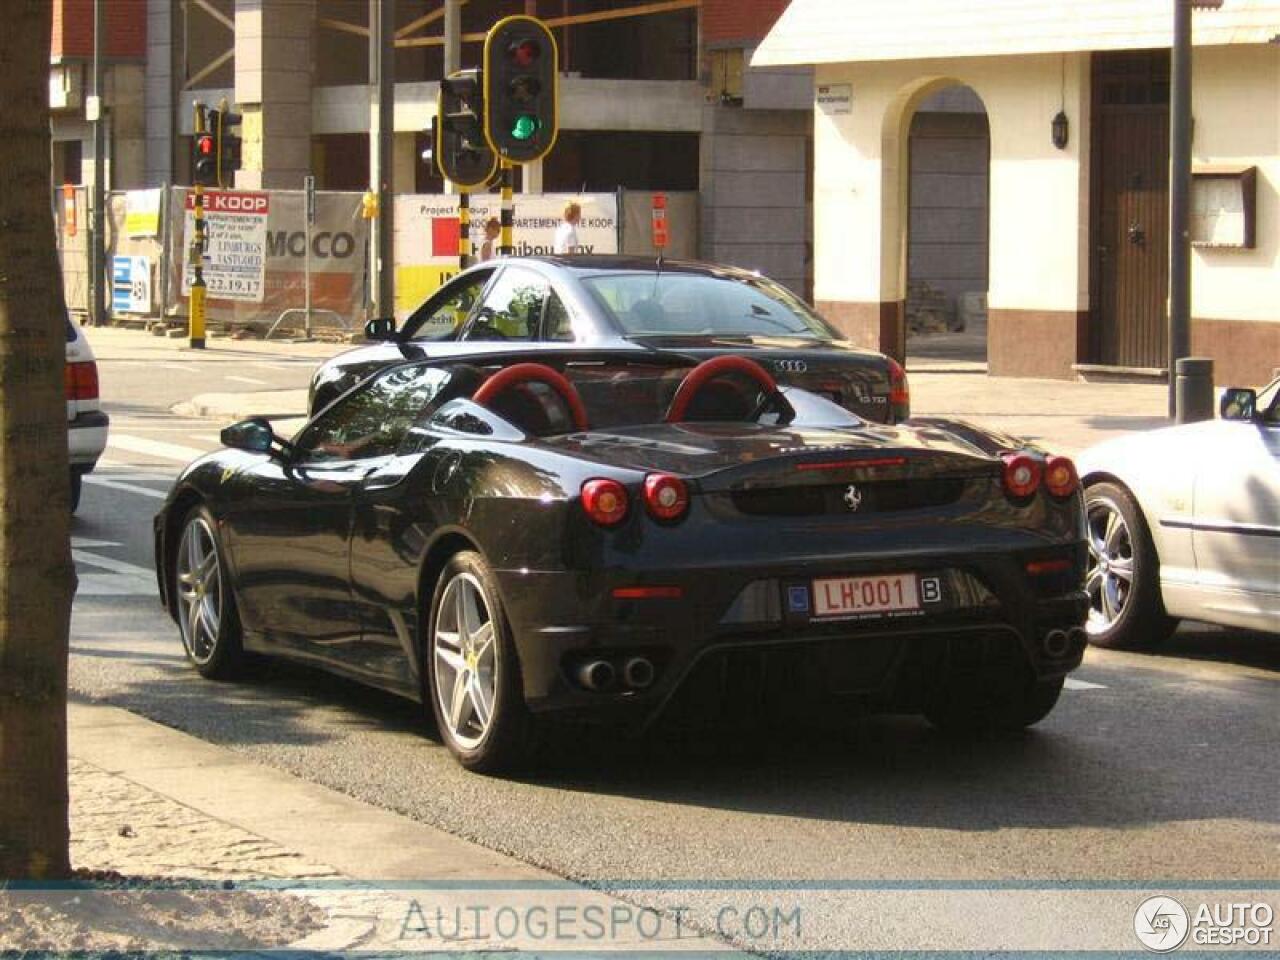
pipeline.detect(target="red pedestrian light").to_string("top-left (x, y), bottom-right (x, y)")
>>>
top-left (509, 39), bottom-right (540, 67)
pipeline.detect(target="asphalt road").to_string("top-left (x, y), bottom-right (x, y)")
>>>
top-left (69, 332), bottom-right (1279, 938)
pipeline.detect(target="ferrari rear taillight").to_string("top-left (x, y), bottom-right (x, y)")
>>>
top-left (642, 473), bottom-right (689, 522)
top-left (1044, 455), bottom-right (1079, 498)
top-left (1001, 453), bottom-right (1042, 499)
top-left (887, 357), bottom-right (910, 421)
top-left (65, 360), bottom-right (99, 402)
top-left (581, 478), bottom-right (628, 527)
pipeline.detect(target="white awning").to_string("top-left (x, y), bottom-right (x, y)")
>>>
top-left (753, 0), bottom-right (1280, 67)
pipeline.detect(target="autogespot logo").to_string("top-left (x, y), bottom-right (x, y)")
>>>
top-left (1134, 896), bottom-right (1191, 952)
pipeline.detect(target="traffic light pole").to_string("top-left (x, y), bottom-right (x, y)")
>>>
top-left (370, 0), bottom-right (396, 321)
top-left (458, 190), bottom-right (471, 269)
top-left (189, 184), bottom-right (207, 349)
top-left (499, 161), bottom-right (514, 257)
top-left (89, 0), bottom-right (106, 327)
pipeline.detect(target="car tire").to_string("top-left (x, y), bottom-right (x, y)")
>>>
top-left (1084, 481), bottom-right (1178, 649)
top-left (924, 669), bottom-right (1065, 733)
top-left (69, 470), bottom-right (82, 514)
top-left (173, 505), bottom-right (245, 679)
top-left (427, 551), bottom-right (535, 773)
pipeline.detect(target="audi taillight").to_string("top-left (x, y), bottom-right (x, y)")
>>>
top-left (65, 360), bottom-right (99, 402)
top-left (1044, 455), bottom-right (1079, 498)
top-left (887, 358), bottom-right (910, 421)
top-left (581, 478), bottom-right (628, 527)
top-left (1002, 453), bottom-right (1042, 499)
top-left (642, 473), bottom-right (689, 522)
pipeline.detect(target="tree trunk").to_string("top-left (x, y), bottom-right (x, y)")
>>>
top-left (0, 1), bottom-right (75, 879)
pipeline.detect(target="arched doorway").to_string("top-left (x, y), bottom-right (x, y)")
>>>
top-left (903, 85), bottom-right (990, 366)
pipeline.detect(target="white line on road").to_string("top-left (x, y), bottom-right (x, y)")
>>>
top-left (225, 375), bottom-right (269, 385)
top-left (83, 475), bottom-right (168, 500)
top-left (72, 542), bottom-right (157, 597)
top-left (108, 434), bottom-right (209, 463)
top-left (1064, 677), bottom-right (1108, 691)
top-left (71, 537), bottom-right (124, 549)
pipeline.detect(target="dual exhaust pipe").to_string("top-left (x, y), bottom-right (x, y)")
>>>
top-left (576, 656), bottom-right (655, 692)
top-left (1043, 627), bottom-right (1087, 659)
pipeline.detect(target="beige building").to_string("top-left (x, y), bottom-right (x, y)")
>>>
top-left (756, 0), bottom-right (1280, 384)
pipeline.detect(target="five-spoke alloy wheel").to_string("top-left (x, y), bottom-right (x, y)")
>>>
top-left (427, 551), bottom-right (532, 772)
top-left (174, 506), bottom-right (244, 677)
top-left (1083, 481), bottom-right (1177, 649)
top-left (433, 571), bottom-right (499, 751)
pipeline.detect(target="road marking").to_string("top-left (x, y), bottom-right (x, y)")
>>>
top-left (72, 538), bottom-right (157, 597)
top-left (225, 375), bottom-right (269, 386)
top-left (71, 536), bottom-right (123, 549)
top-left (1064, 677), bottom-right (1107, 691)
top-left (83, 475), bottom-right (168, 500)
top-left (108, 434), bottom-right (209, 463)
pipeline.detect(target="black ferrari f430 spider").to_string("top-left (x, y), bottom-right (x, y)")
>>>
top-left (155, 351), bottom-right (1089, 771)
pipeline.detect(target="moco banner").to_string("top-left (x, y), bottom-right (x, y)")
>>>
top-left (393, 193), bottom-right (617, 319)
top-left (182, 191), bottom-right (270, 302)
top-left (170, 188), bottom-right (369, 331)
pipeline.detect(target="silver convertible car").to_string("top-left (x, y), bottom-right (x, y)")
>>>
top-left (1076, 374), bottom-right (1280, 648)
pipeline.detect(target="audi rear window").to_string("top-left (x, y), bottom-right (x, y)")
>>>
top-left (581, 272), bottom-right (838, 340)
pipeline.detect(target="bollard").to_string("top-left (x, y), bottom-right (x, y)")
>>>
top-left (1175, 357), bottom-right (1214, 424)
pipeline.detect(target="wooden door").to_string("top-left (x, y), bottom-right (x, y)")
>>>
top-left (1090, 51), bottom-right (1171, 369)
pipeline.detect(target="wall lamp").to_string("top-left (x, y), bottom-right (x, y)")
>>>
top-left (1051, 110), bottom-right (1069, 150)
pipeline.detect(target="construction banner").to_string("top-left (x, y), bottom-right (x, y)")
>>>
top-left (167, 187), bottom-right (369, 332)
top-left (393, 192), bottom-right (618, 320)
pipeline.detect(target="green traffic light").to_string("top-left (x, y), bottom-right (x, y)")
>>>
top-left (511, 114), bottom-right (540, 141)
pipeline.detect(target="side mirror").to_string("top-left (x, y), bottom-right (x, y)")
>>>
top-left (1219, 387), bottom-right (1257, 421)
top-left (364, 316), bottom-right (397, 341)
top-left (220, 417), bottom-right (276, 453)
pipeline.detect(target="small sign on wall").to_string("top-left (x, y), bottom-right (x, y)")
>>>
top-left (1190, 165), bottom-right (1256, 249)
top-left (112, 256), bottom-right (152, 314)
top-left (816, 83), bottom-right (852, 114)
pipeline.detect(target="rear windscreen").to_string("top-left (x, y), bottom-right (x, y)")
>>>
top-left (581, 272), bottom-right (837, 340)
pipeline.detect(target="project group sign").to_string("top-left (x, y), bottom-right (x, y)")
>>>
top-left (393, 192), bottom-right (617, 319)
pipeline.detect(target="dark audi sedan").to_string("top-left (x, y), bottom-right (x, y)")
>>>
top-left (308, 256), bottom-right (909, 423)
top-left (157, 351), bottom-right (1088, 773)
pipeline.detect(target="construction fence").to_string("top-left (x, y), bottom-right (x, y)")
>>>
top-left (54, 185), bottom-right (697, 336)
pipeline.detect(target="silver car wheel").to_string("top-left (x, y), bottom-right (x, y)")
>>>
top-left (176, 515), bottom-right (223, 664)
top-left (433, 571), bottom-right (499, 751)
top-left (1085, 495), bottom-right (1135, 635)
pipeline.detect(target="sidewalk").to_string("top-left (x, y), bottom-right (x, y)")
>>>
top-left (182, 368), bottom-right (1174, 455)
top-left (86, 324), bottom-right (354, 365)
top-left (1, 700), bottom-right (733, 954)
top-left (79, 322), bottom-right (1174, 453)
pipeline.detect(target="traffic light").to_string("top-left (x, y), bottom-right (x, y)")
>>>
top-left (216, 109), bottom-right (243, 187)
top-left (193, 108), bottom-right (218, 187)
top-left (436, 68), bottom-right (497, 188)
top-left (483, 16), bottom-right (558, 164)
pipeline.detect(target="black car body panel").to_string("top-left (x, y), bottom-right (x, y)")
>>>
top-left (158, 351), bottom-right (1087, 730)
top-left (307, 256), bottom-right (906, 424)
